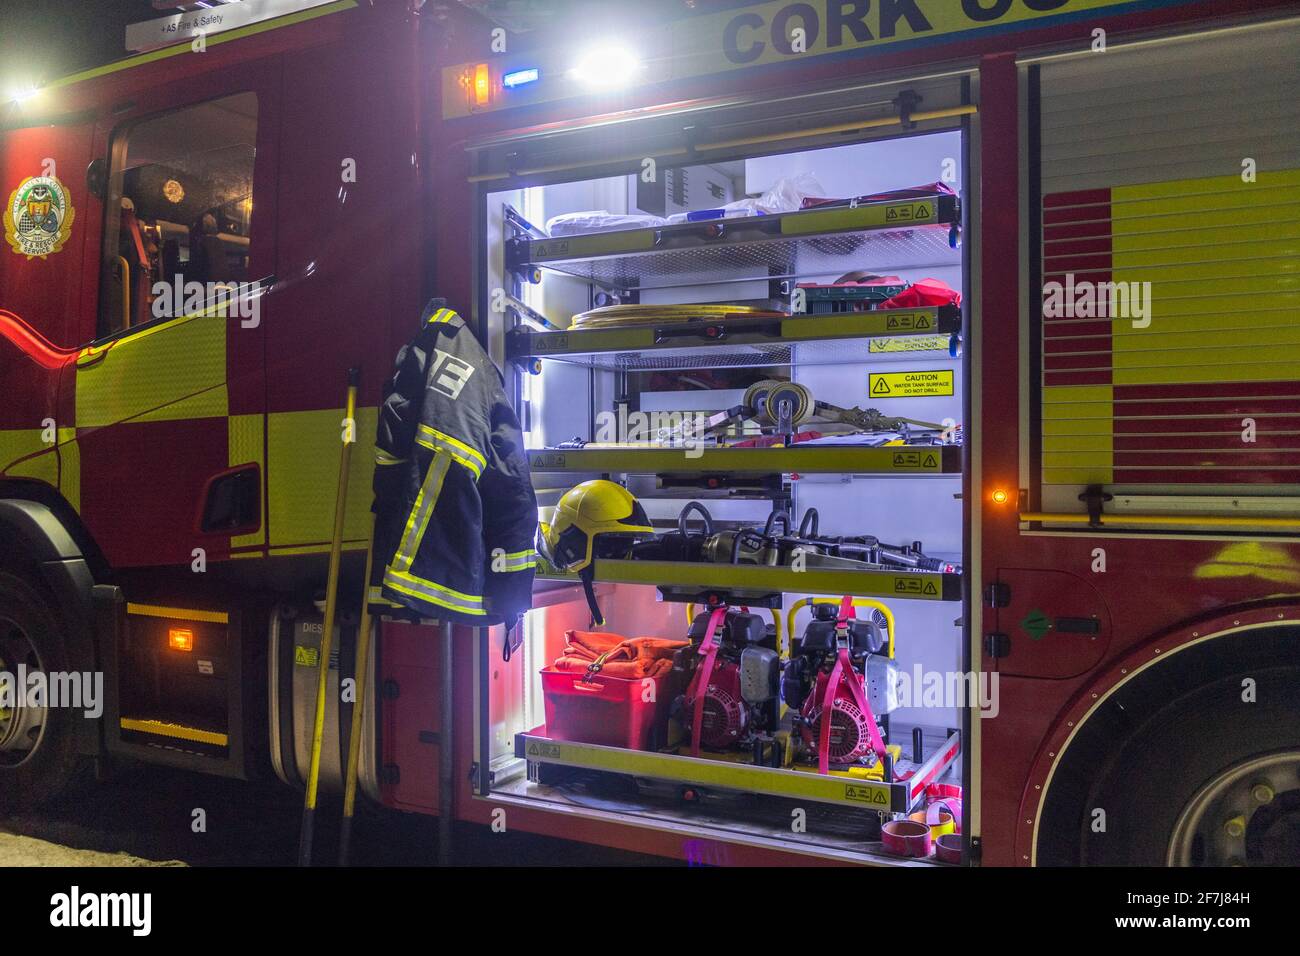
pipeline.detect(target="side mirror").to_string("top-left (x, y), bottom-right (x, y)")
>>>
top-left (85, 158), bottom-right (106, 199)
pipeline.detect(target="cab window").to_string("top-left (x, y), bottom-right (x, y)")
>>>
top-left (98, 92), bottom-right (258, 337)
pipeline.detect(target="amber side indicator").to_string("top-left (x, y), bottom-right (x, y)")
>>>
top-left (168, 627), bottom-right (194, 652)
top-left (473, 63), bottom-right (491, 108)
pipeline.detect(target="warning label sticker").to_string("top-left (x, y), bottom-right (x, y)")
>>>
top-left (870, 334), bottom-right (950, 354)
top-left (844, 783), bottom-right (889, 806)
top-left (870, 369), bottom-right (954, 398)
top-left (882, 311), bottom-right (932, 332)
top-left (884, 201), bottom-right (934, 224)
top-left (293, 645), bottom-right (319, 668)
top-left (893, 576), bottom-right (940, 597)
top-left (890, 451), bottom-right (941, 470)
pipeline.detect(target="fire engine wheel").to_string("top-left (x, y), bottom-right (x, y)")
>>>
top-left (1035, 625), bottom-right (1300, 866)
top-left (0, 572), bottom-right (81, 813)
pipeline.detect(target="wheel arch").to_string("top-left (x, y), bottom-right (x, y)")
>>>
top-left (0, 485), bottom-right (104, 684)
top-left (1018, 600), bottom-right (1300, 865)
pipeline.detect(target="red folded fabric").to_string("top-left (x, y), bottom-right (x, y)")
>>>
top-left (879, 278), bottom-right (962, 309)
top-left (549, 630), bottom-right (687, 680)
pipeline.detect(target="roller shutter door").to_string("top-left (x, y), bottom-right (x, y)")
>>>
top-left (1033, 24), bottom-right (1300, 511)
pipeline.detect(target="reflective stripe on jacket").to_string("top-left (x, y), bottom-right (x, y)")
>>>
top-left (372, 299), bottom-right (538, 625)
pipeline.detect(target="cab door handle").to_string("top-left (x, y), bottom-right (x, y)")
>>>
top-left (76, 348), bottom-right (109, 369)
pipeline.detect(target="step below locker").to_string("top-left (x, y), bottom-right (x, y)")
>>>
top-left (109, 603), bottom-right (244, 774)
top-left (267, 604), bottom-right (381, 801)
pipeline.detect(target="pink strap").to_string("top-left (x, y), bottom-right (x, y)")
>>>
top-left (817, 649), bottom-right (889, 775)
top-left (688, 607), bottom-right (729, 758)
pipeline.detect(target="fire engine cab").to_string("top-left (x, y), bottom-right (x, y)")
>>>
top-left (0, 0), bottom-right (1297, 867)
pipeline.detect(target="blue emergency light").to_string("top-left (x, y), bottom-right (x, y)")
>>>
top-left (502, 68), bottom-right (541, 90)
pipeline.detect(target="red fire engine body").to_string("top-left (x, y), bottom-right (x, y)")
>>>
top-left (1, 0), bottom-right (1297, 867)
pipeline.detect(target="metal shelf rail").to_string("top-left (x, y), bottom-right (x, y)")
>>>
top-left (506, 194), bottom-right (961, 292)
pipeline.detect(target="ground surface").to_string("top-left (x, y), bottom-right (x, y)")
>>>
top-left (0, 765), bottom-right (671, 867)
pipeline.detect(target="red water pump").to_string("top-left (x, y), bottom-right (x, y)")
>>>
top-left (676, 606), bottom-right (780, 755)
top-left (784, 596), bottom-right (890, 774)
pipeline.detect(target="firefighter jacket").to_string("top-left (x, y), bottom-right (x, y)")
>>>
top-left (372, 300), bottom-right (538, 625)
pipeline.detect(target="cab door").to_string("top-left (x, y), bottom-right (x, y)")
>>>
top-left (0, 115), bottom-right (94, 495)
top-left (68, 64), bottom-right (280, 568)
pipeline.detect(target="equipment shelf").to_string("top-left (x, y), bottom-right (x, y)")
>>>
top-left (535, 558), bottom-right (962, 602)
top-left (514, 728), bottom-right (962, 815)
top-left (506, 194), bottom-right (961, 292)
top-left (506, 306), bottom-right (960, 371)
top-left (527, 444), bottom-right (959, 475)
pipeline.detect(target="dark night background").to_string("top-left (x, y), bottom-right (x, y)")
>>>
top-left (0, 1), bottom-right (162, 89)
top-left (0, 0), bottom-right (698, 93)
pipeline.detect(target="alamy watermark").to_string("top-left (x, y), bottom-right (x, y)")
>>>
top-left (1042, 272), bottom-right (1151, 328)
top-left (594, 407), bottom-right (709, 459)
top-left (0, 667), bottom-right (103, 719)
top-left (150, 273), bottom-right (264, 329)
top-left (891, 666), bottom-right (1001, 719)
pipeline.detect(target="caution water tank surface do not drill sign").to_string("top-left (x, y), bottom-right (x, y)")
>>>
top-left (869, 370), bottom-right (954, 398)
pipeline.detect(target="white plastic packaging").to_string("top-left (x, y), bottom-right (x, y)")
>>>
top-left (546, 211), bottom-right (666, 236)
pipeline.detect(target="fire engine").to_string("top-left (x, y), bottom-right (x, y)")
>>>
top-left (1, 0), bottom-right (1297, 867)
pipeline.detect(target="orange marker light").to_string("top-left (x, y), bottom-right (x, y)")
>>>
top-left (991, 489), bottom-right (1009, 504)
top-left (473, 63), bottom-right (491, 108)
top-left (168, 627), bottom-right (194, 652)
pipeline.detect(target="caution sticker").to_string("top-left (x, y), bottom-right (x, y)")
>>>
top-left (526, 740), bottom-right (563, 759)
top-left (843, 783), bottom-right (890, 806)
top-left (890, 451), bottom-right (941, 470)
top-left (530, 452), bottom-right (567, 469)
top-left (883, 201), bottom-right (933, 224)
top-left (881, 311), bottom-right (933, 332)
top-left (893, 576), bottom-right (940, 597)
top-left (293, 645), bottom-right (319, 667)
top-left (870, 334), bottom-right (950, 353)
top-left (870, 369), bottom-right (954, 398)
top-left (531, 334), bottom-right (570, 353)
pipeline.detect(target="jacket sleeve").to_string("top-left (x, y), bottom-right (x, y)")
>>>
top-left (370, 335), bottom-right (427, 604)
top-left (481, 392), bottom-right (538, 625)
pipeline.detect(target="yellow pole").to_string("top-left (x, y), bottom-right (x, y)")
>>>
top-left (338, 510), bottom-right (377, 865)
top-left (298, 367), bottom-right (359, 867)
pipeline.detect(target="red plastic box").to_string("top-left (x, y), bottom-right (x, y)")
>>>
top-left (540, 668), bottom-right (669, 751)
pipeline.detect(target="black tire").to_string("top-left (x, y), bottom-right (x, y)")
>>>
top-left (1037, 625), bottom-right (1300, 866)
top-left (0, 571), bottom-right (82, 813)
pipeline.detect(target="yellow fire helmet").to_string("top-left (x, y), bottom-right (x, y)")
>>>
top-left (546, 479), bottom-right (655, 572)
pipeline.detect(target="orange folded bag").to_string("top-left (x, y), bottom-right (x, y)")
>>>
top-left (550, 630), bottom-right (687, 680)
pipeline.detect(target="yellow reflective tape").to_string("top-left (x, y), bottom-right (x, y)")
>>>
top-left (228, 413), bottom-right (265, 549)
top-left (127, 603), bottom-right (229, 624)
top-left (383, 568), bottom-right (486, 615)
top-left (266, 406), bottom-right (376, 549)
top-left (58, 429), bottom-right (79, 513)
top-left (415, 436), bottom-right (482, 479)
top-left (416, 423), bottom-right (486, 475)
top-left (375, 449), bottom-right (407, 465)
top-left (120, 718), bottom-right (228, 747)
top-left (385, 568), bottom-right (483, 606)
top-left (394, 451), bottom-right (451, 573)
top-left (497, 549), bottom-right (538, 572)
top-left (427, 308), bottom-right (462, 326)
top-left (75, 313), bottom-right (227, 428)
top-left (367, 586), bottom-right (405, 607)
top-left (0, 429), bottom-right (58, 487)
